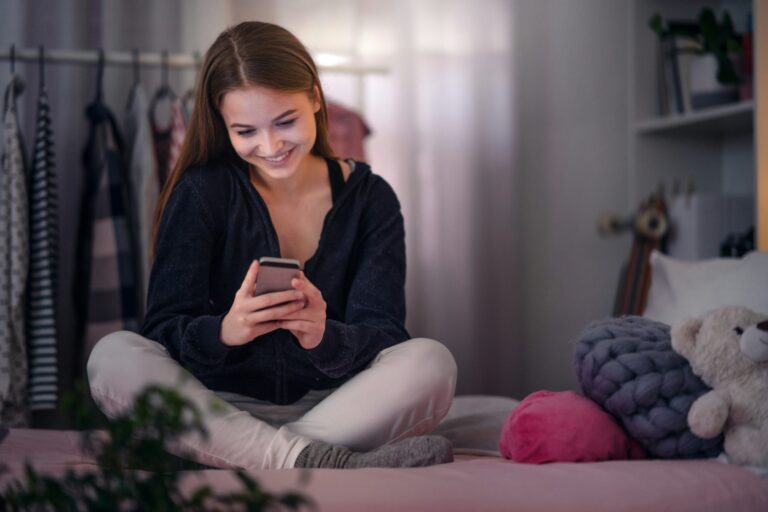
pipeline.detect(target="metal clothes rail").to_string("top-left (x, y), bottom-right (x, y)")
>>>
top-left (0, 46), bottom-right (388, 75)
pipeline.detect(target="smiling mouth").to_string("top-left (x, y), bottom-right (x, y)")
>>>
top-left (259, 148), bottom-right (293, 164)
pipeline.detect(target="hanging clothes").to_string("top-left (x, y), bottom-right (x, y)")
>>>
top-left (73, 100), bottom-right (141, 370)
top-left (0, 74), bottom-right (30, 426)
top-left (168, 99), bottom-right (186, 175)
top-left (151, 98), bottom-right (186, 188)
top-left (181, 87), bottom-right (194, 125)
top-left (26, 79), bottom-right (59, 411)
top-left (326, 101), bottom-right (371, 161)
top-left (124, 83), bottom-right (159, 302)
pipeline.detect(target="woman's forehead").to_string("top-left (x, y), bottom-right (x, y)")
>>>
top-left (223, 85), bottom-right (308, 107)
top-left (220, 85), bottom-right (311, 121)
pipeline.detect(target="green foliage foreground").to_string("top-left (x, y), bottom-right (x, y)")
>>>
top-left (0, 385), bottom-right (313, 511)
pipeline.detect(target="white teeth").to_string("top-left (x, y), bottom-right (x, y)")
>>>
top-left (263, 150), bottom-right (291, 163)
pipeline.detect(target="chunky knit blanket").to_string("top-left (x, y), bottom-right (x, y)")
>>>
top-left (573, 316), bottom-right (723, 458)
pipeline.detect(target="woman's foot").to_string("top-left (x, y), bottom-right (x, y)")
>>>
top-left (293, 435), bottom-right (453, 469)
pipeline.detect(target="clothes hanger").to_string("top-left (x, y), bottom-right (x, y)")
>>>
top-left (5, 44), bottom-right (26, 110)
top-left (181, 50), bottom-right (200, 116)
top-left (94, 48), bottom-right (105, 104)
top-left (150, 50), bottom-right (177, 128)
top-left (39, 45), bottom-right (45, 90)
top-left (154, 50), bottom-right (176, 100)
top-left (132, 48), bottom-right (140, 88)
top-left (184, 51), bottom-right (201, 98)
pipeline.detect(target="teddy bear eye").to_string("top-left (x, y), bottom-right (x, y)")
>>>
top-left (734, 327), bottom-right (744, 336)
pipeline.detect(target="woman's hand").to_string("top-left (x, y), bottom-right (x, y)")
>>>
top-left (220, 260), bottom-right (307, 346)
top-left (277, 272), bottom-right (327, 350)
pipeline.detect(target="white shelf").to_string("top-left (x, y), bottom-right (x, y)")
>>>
top-left (634, 100), bottom-right (754, 136)
top-left (628, 0), bottom-right (757, 236)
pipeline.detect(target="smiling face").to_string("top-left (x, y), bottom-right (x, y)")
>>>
top-left (219, 84), bottom-right (321, 181)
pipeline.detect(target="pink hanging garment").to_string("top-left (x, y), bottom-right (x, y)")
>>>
top-left (168, 99), bottom-right (186, 173)
top-left (151, 98), bottom-right (186, 188)
top-left (326, 101), bottom-right (371, 161)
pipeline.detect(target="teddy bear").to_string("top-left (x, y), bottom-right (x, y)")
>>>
top-left (671, 306), bottom-right (768, 467)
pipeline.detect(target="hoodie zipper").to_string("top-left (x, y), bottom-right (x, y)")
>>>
top-left (239, 159), bottom-right (359, 402)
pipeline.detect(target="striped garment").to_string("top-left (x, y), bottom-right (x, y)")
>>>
top-left (26, 84), bottom-right (59, 410)
top-left (74, 102), bottom-right (141, 370)
top-left (0, 74), bottom-right (30, 426)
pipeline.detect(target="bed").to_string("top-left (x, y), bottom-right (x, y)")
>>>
top-left (4, 252), bottom-right (768, 510)
top-left (2, 395), bottom-right (767, 511)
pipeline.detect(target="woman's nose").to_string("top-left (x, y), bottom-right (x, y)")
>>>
top-left (257, 129), bottom-right (283, 156)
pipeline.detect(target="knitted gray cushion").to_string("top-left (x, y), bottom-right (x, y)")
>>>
top-left (573, 316), bottom-right (723, 459)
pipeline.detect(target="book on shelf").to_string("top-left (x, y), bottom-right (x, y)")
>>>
top-left (658, 37), bottom-right (679, 115)
top-left (656, 36), bottom-right (669, 115)
top-left (655, 21), bottom-right (741, 116)
top-left (657, 21), bottom-right (699, 116)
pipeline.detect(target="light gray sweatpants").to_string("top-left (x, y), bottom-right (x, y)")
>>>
top-left (87, 331), bottom-right (457, 470)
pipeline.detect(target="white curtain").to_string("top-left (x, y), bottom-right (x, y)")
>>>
top-left (256, 0), bottom-right (524, 395)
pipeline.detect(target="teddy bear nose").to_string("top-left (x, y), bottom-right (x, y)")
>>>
top-left (740, 323), bottom-right (768, 363)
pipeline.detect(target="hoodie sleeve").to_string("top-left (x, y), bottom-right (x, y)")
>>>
top-left (306, 176), bottom-right (410, 378)
top-left (140, 174), bottom-right (232, 373)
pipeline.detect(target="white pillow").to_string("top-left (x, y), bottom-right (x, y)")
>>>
top-left (432, 395), bottom-right (519, 456)
top-left (643, 250), bottom-right (768, 325)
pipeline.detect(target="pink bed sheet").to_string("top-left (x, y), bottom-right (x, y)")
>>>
top-left (2, 428), bottom-right (767, 512)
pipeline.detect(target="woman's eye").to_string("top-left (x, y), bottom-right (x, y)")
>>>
top-left (277, 118), bottom-right (296, 128)
top-left (236, 129), bottom-right (255, 136)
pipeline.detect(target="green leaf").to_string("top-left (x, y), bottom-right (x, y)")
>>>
top-left (1, 383), bottom-right (310, 511)
top-left (648, 13), bottom-right (664, 38)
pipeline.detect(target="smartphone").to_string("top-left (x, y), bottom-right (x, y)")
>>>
top-left (253, 256), bottom-right (302, 296)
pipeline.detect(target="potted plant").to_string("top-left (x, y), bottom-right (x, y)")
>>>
top-left (0, 384), bottom-right (313, 511)
top-left (650, 8), bottom-right (744, 110)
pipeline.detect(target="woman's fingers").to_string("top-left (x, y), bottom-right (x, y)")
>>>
top-left (237, 260), bottom-right (260, 298)
top-left (275, 304), bottom-right (323, 322)
top-left (246, 298), bottom-right (305, 324)
top-left (280, 320), bottom-right (323, 349)
top-left (249, 321), bottom-right (282, 338)
top-left (243, 289), bottom-right (305, 311)
top-left (291, 273), bottom-right (313, 294)
top-left (292, 274), bottom-right (324, 303)
top-left (279, 320), bottom-right (316, 333)
top-left (221, 314), bottom-right (281, 347)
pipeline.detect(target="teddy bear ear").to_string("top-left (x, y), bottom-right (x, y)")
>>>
top-left (671, 317), bottom-right (703, 358)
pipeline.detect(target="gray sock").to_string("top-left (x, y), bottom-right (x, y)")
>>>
top-left (294, 435), bottom-right (454, 469)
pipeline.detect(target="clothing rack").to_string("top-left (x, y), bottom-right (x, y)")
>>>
top-left (0, 46), bottom-right (386, 114)
top-left (0, 46), bottom-right (388, 75)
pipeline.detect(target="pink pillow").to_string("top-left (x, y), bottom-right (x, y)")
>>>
top-left (499, 390), bottom-right (646, 463)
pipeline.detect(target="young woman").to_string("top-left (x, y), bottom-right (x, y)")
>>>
top-left (87, 21), bottom-right (457, 470)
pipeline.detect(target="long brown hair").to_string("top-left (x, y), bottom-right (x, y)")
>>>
top-left (150, 21), bottom-right (335, 257)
